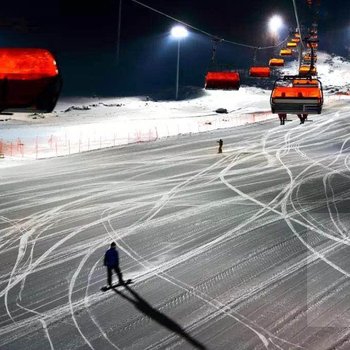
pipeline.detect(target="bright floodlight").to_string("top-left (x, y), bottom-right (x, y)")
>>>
top-left (269, 15), bottom-right (283, 34)
top-left (171, 25), bottom-right (188, 39)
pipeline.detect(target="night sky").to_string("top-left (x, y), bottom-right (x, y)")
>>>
top-left (1, 0), bottom-right (348, 96)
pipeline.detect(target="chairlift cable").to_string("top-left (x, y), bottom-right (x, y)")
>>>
top-left (129, 0), bottom-right (288, 50)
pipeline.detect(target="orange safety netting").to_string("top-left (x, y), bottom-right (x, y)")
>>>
top-left (205, 71), bottom-right (240, 89)
top-left (272, 86), bottom-right (321, 99)
top-left (0, 48), bottom-right (58, 79)
top-left (249, 66), bottom-right (270, 78)
top-left (269, 58), bottom-right (284, 67)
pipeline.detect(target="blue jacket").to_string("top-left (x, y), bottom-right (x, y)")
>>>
top-left (104, 247), bottom-right (119, 267)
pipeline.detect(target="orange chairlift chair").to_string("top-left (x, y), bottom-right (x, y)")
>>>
top-left (249, 48), bottom-right (271, 78)
top-left (204, 38), bottom-right (241, 90)
top-left (205, 71), bottom-right (240, 90)
top-left (270, 75), bottom-right (323, 125)
top-left (0, 48), bottom-right (61, 113)
top-left (249, 66), bottom-right (271, 78)
top-left (269, 58), bottom-right (285, 67)
top-left (299, 65), bottom-right (317, 76)
top-left (280, 48), bottom-right (293, 56)
top-left (287, 42), bottom-right (298, 48)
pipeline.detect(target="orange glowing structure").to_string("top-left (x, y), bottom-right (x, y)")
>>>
top-left (292, 79), bottom-right (319, 87)
top-left (307, 42), bottom-right (318, 49)
top-left (0, 48), bottom-right (61, 113)
top-left (299, 65), bottom-right (317, 76)
top-left (249, 66), bottom-right (271, 78)
top-left (280, 48), bottom-right (292, 56)
top-left (205, 71), bottom-right (240, 90)
top-left (269, 58), bottom-right (285, 67)
top-left (287, 42), bottom-right (297, 48)
top-left (303, 53), bottom-right (317, 63)
top-left (270, 77), bottom-right (323, 115)
top-left (294, 33), bottom-right (301, 39)
top-left (291, 38), bottom-right (300, 43)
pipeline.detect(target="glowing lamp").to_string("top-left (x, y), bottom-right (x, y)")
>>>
top-left (269, 15), bottom-right (283, 34)
top-left (171, 25), bottom-right (188, 39)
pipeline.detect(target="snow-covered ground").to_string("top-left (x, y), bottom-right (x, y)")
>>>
top-left (1, 52), bottom-right (350, 349)
top-left (0, 86), bottom-right (275, 163)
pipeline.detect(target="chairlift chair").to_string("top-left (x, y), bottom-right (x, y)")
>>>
top-left (249, 66), bottom-right (271, 78)
top-left (0, 48), bottom-right (61, 113)
top-left (205, 71), bottom-right (240, 90)
top-left (269, 58), bottom-right (284, 67)
top-left (299, 65), bottom-right (317, 76)
top-left (280, 48), bottom-right (293, 56)
top-left (204, 38), bottom-right (240, 90)
top-left (270, 75), bottom-right (323, 124)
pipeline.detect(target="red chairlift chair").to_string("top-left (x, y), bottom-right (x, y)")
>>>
top-left (0, 48), bottom-right (62, 113)
top-left (249, 66), bottom-right (271, 78)
top-left (205, 71), bottom-right (240, 90)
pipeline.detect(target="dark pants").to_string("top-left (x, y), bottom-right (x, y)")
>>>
top-left (107, 266), bottom-right (123, 286)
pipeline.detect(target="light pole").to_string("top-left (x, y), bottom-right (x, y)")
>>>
top-left (170, 25), bottom-right (188, 100)
top-left (116, 0), bottom-right (122, 64)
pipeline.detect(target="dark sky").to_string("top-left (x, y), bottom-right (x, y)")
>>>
top-left (1, 0), bottom-right (348, 96)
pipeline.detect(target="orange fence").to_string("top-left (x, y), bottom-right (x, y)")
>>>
top-left (0, 112), bottom-right (276, 160)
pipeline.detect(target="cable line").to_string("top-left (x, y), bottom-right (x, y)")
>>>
top-left (129, 0), bottom-right (288, 51)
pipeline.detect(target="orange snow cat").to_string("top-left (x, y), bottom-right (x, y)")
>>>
top-left (0, 48), bottom-right (62, 113)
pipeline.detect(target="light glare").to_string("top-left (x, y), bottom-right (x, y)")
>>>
top-left (171, 25), bottom-right (188, 39)
top-left (269, 15), bottom-right (283, 34)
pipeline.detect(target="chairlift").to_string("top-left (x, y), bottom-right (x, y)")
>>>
top-left (287, 42), bottom-right (298, 48)
top-left (307, 42), bottom-right (318, 49)
top-left (280, 48), bottom-right (293, 56)
top-left (205, 71), bottom-right (240, 90)
top-left (0, 48), bottom-right (61, 113)
top-left (270, 75), bottom-right (323, 124)
top-left (204, 38), bottom-right (240, 90)
top-left (269, 58), bottom-right (284, 67)
top-left (291, 38), bottom-right (300, 43)
top-left (303, 54), bottom-right (317, 63)
top-left (248, 48), bottom-right (271, 78)
top-left (299, 65), bottom-right (317, 76)
top-left (249, 66), bottom-right (271, 78)
top-left (292, 78), bottom-right (319, 87)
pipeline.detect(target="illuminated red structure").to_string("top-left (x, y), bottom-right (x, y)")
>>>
top-left (269, 58), bottom-right (284, 67)
top-left (205, 71), bottom-right (240, 90)
top-left (249, 66), bottom-right (270, 78)
top-left (0, 48), bottom-right (61, 113)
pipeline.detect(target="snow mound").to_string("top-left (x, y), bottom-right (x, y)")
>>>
top-left (278, 51), bottom-right (350, 94)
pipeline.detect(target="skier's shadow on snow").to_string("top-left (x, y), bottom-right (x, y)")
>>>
top-left (113, 284), bottom-right (206, 349)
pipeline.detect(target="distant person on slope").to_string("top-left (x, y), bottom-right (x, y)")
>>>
top-left (104, 242), bottom-right (124, 287)
top-left (217, 139), bottom-right (223, 153)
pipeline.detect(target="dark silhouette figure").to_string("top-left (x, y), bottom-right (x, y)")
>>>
top-left (217, 139), bottom-right (223, 153)
top-left (297, 113), bottom-right (308, 124)
top-left (113, 285), bottom-right (206, 350)
top-left (104, 242), bottom-right (123, 286)
top-left (278, 113), bottom-right (287, 125)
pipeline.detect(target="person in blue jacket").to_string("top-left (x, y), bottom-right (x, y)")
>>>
top-left (104, 242), bottom-right (124, 286)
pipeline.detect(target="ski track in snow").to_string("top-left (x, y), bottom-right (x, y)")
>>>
top-left (1, 99), bottom-right (350, 349)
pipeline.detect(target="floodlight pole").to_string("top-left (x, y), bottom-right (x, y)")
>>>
top-left (175, 39), bottom-right (180, 100)
top-left (116, 0), bottom-right (122, 64)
